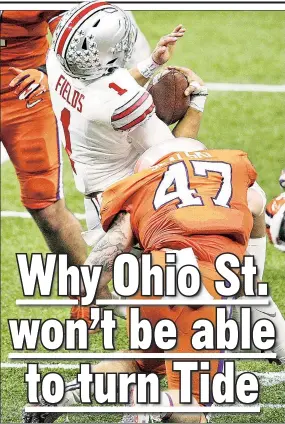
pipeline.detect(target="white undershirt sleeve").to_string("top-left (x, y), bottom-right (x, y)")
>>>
top-left (128, 113), bottom-right (174, 154)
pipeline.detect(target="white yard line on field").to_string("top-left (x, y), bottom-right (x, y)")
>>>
top-left (1, 362), bottom-right (80, 370)
top-left (207, 83), bottom-right (285, 93)
top-left (1, 362), bottom-right (285, 384)
top-left (255, 371), bottom-right (285, 387)
top-left (1, 363), bottom-right (284, 410)
top-left (259, 404), bottom-right (285, 409)
top-left (1, 210), bottom-right (86, 221)
top-left (0, 82), bottom-right (284, 167)
top-left (1, 144), bottom-right (9, 165)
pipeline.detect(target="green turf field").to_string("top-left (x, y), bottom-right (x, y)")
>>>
top-left (1, 10), bottom-right (285, 424)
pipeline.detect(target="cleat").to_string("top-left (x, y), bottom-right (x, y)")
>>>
top-left (120, 386), bottom-right (162, 423)
top-left (120, 413), bottom-right (161, 423)
top-left (22, 382), bottom-right (81, 423)
top-left (268, 357), bottom-right (282, 365)
top-left (251, 300), bottom-right (285, 364)
top-left (22, 395), bottom-right (63, 423)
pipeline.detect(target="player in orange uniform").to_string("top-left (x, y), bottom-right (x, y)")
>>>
top-left (22, 138), bottom-right (276, 424)
top-left (79, 138), bottom-right (261, 424)
top-left (266, 193), bottom-right (285, 251)
top-left (1, 12), bottom-right (87, 303)
top-left (102, 146), bottom-right (255, 261)
top-left (265, 170), bottom-right (285, 250)
top-left (99, 140), bottom-right (257, 422)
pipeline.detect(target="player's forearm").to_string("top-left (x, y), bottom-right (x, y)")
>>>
top-left (84, 249), bottom-right (113, 300)
top-left (82, 212), bottom-right (134, 299)
top-left (129, 68), bottom-right (149, 87)
top-left (172, 107), bottom-right (203, 139)
top-left (129, 25), bottom-right (186, 87)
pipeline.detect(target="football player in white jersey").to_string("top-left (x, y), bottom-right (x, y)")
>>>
top-left (47, 1), bottom-right (206, 234)
top-left (47, 1), bottom-right (208, 322)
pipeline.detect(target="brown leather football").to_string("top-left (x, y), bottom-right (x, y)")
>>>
top-left (148, 69), bottom-right (190, 125)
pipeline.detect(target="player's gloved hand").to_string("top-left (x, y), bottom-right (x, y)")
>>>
top-left (152, 24), bottom-right (186, 65)
top-left (9, 67), bottom-right (48, 100)
top-left (167, 65), bottom-right (208, 112)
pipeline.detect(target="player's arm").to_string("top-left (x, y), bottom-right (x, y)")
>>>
top-left (112, 64), bottom-right (208, 153)
top-left (247, 183), bottom-right (267, 220)
top-left (44, 10), bottom-right (66, 34)
top-left (9, 10), bottom-right (66, 101)
top-left (129, 66), bottom-right (208, 148)
top-left (247, 182), bottom-right (267, 279)
top-left (111, 76), bottom-right (175, 152)
top-left (128, 114), bottom-right (175, 153)
top-left (82, 212), bottom-right (135, 299)
top-left (129, 25), bottom-right (186, 87)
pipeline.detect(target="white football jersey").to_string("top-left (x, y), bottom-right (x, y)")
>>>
top-left (47, 49), bottom-right (156, 195)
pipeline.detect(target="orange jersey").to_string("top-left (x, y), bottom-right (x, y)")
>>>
top-left (101, 149), bottom-right (257, 262)
top-left (266, 193), bottom-right (285, 218)
top-left (0, 11), bottom-right (65, 94)
top-left (265, 193), bottom-right (285, 242)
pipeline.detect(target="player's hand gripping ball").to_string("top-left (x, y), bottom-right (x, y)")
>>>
top-left (148, 67), bottom-right (207, 125)
top-left (148, 69), bottom-right (190, 125)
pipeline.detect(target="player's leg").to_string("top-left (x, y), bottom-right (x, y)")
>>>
top-left (162, 260), bottom-right (228, 423)
top-left (126, 250), bottom-right (211, 423)
top-left (1, 96), bottom-right (87, 267)
top-left (29, 200), bottom-right (86, 265)
top-left (164, 306), bottom-right (218, 423)
top-left (241, 200), bottom-right (285, 363)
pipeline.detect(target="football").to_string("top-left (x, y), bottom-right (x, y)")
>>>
top-left (147, 69), bottom-right (190, 125)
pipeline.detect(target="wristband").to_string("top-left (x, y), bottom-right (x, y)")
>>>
top-left (137, 56), bottom-right (161, 79)
top-left (189, 84), bottom-right (208, 113)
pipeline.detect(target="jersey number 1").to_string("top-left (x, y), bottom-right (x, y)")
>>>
top-left (60, 108), bottom-right (76, 174)
top-left (109, 82), bottom-right (127, 96)
top-left (153, 160), bottom-right (232, 210)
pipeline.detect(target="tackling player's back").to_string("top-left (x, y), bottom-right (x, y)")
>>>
top-left (101, 149), bottom-right (257, 262)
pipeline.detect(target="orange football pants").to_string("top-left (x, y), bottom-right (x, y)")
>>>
top-left (1, 90), bottom-right (63, 209)
top-left (128, 250), bottom-right (229, 404)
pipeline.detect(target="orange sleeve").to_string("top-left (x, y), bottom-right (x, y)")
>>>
top-left (42, 11), bottom-right (66, 34)
top-left (242, 153), bottom-right (257, 186)
top-left (101, 170), bottom-right (152, 231)
top-left (101, 187), bottom-right (128, 232)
